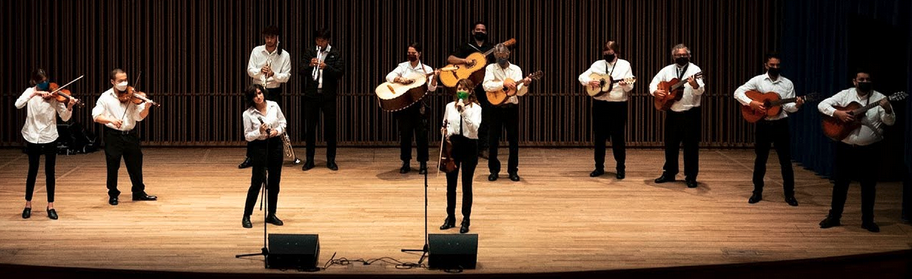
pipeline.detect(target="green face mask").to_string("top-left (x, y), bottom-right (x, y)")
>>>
top-left (457, 91), bottom-right (469, 100)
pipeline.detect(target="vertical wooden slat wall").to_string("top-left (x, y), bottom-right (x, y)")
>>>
top-left (1, 0), bottom-right (780, 147)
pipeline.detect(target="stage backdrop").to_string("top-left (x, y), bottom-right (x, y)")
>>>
top-left (1, 0), bottom-right (782, 147)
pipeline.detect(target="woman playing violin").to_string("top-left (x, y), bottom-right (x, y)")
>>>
top-left (439, 79), bottom-right (481, 234)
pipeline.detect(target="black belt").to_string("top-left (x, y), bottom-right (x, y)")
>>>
top-left (316, 88), bottom-right (323, 94)
top-left (105, 127), bottom-right (135, 135)
top-left (499, 103), bottom-right (518, 109)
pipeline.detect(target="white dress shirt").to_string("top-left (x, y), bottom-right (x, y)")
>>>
top-left (443, 101), bottom-right (482, 139)
top-left (92, 89), bottom-right (147, 131)
top-left (247, 45), bottom-right (292, 89)
top-left (386, 61), bottom-right (438, 92)
top-left (578, 58), bottom-right (635, 102)
top-left (818, 89), bottom-right (896, 146)
top-left (483, 63), bottom-right (527, 105)
top-left (243, 100), bottom-right (287, 142)
top-left (15, 87), bottom-right (73, 144)
top-left (312, 45), bottom-right (332, 88)
top-left (733, 73), bottom-right (798, 120)
top-left (648, 63), bottom-right (705, 112)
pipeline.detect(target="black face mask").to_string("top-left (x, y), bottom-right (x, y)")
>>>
top-left (768, 67), bottom-right (781, 77)
top-left (857, 81), bottom-right (872, 92)
top-left (474, 32), bottom-right (487, 41)
top-left (603, 54), bottom-right (615, 62)
top-left (497, 58), bottom-right (509, 67)
top-left (675, 57), bottom-right (689, 66)
top-left (407, 55), bottom-right (418, 62)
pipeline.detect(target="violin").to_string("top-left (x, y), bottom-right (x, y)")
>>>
top-left (117, 86), bottom-right (161, 107)
top-left (38, 75), bottom-right (84, 108)
top-left (438, 120), bottom-right (458, 174)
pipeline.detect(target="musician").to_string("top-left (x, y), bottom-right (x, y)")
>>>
top-left (482, 44), bottom-right (531, 182)
top-left (92, 69), bottom-right (157, 206)
top-left (385, 43), bottom-right (440, 174)
top-left (448, 21), bottom-right (494, 158)
top-left (240, 25), bottom-right (291, 169)
top-left (301, 28), bottom-right (345, 171)
top-left (578, 41), bottom-right (634, 179)
top-left (440, 79), bottom-right (482, 234)
top-left (649, 44), bottom-right (705, 188)
top-left (241, 84), bottom-right (286, 228)
top-left (818, 70), bottom-right (895, 232)
top-left (15, 69), bottom-right (77, 219)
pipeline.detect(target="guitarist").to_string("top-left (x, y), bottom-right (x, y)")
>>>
top-left (733, 53), bottom-right (803, 206)
top-left (649, 44), bottom-right (705, 188)
top-left (577, 40), bottom-right (634, 179)
top-left (817, 70), bottom-right (895, 233)
top-left (385, 43), bottom-right (440, 174)
top-left (447, 21), bottom-right (494, 159)
top-left (482, 44), bottom-right (531, 182)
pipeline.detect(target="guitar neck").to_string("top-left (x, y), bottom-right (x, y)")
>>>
top-left (769, 97), bottom-right (798, 107)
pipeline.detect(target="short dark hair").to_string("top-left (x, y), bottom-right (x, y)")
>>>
top-left (245, 84), bottom-right (267, 109)
top-left (472, 21), bottom-right (486, 30)
top-left (854, 68), bottom-right (871, 79)
top-left (315, 28), bottom-right (331, 40)
top-left (408, 42), bottom-right (422, 53)
top-left (604, 41), bottom-right (620, 54)
top-left (30, 69), bottom-right (48, 86)
top-left (109, 69), bottom-right (126, 81)
top-left (764, 52), bottom-right (780, 63)
top-left (262, 25), bottom-right (280, 36)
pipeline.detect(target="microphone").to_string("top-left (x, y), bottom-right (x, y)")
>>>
top-left (257, 116), bottom-right (272, 137)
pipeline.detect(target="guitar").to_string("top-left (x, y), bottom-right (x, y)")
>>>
top-left (821, 91), bottom-right (907, 141)
top-left (375, 66), bottom-right (457, 111)
top-left (439, 38), bottom-right (517, 88)
top-left (653, 72), bottom-right (703, 111)
top-left (486, 70), bottom-right (543, 106)
top-left (740, 91), bottom-right (818, 123)
top-left (585, 74), bottom-right (636, 97)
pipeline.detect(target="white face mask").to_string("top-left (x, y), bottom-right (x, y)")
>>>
top-left (115, 81), bottom-right (128, 91)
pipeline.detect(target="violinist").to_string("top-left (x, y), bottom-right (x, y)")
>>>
top-left (14, 69), bottom-right (78, 220)
top-left (385, 42), bottom-right (440, 174)
top-left (440, 79), bottom-right (481, 234)
top-left (92, 69), bottom-right (157, 206)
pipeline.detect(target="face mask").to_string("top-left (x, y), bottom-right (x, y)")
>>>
top-left (857, 81), bottom-right (872, 93)
top-left (407, 55), bottom-right (418, 62)
top-left (675, 57), bottom-right (689, 66)
top-left (768, 67), bottom-right (781, 76)
top-left (473, 32), bottom-right (487, 41)
top-left (457, 91), bottom-right (469, 100)
top-left (497, 58), bottom-right (509, 67)
top-left (115, 81), bottom-right (129, 91)
top-left (603, 54), bottom-right (615, 62)
top-left (37, 81), bottom-right (50, 91)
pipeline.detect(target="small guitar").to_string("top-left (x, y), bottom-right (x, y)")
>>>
top-left (486, 70), bottom-right (543, 106)
top-left (439, 38), bottom-right (517, 88)
top-left (585, 74), bottom-right (636, 97)
top-left (821, 91), bottom-right (907, 141)
top-left (740, 91), bottom-right (818, 123)
top-left (654, 72), bottom-right (703, 111)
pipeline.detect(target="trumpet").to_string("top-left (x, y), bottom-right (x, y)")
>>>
top-left (257, 116), bottom-right (302, 164)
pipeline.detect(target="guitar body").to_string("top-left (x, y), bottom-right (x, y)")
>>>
top-left (486, 77), bottom-right (513, 106)
top-left (821, 102), bottom-right (863, 141)
top-left (374, 72), bottom-right (429, 111)
top-left (741, 91), bottom-right (784, 123)
top-left (586, 73), bottom-right (611, 97)
top-left (654, 78), bottom-right (683, 111)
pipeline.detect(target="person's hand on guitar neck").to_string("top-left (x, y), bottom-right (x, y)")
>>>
top-left (521, 77), bottom-right (532, 86)
top-left (687, 76), bottom-right (700, 89)
top-left (879, 98), bottom-right (894, 114)
top-left (833, 110), bottom-right (855, 122)
top-left (749, 100), bottom-right (767, 112)
top-left (795, 96), bottom-right (805, 109)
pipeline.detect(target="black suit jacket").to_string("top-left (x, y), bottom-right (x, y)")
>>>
top-left (300, 46), bottom-right (345, 98)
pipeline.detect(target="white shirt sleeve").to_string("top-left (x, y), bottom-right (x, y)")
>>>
top-left (15, 88), bottom-right (33, 109)
top-left (272, 52), bottom-right (292, 83)
top-left (733, 76), bottom-right (758, 106)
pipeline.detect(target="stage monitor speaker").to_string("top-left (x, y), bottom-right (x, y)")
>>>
top-left (267, 234), bottom-right (319, 270)
top-left (428, 234), bottom-right (478, 270)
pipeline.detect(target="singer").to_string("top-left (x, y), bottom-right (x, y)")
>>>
top-left (241, 84), bottom-right (287, 228)
top-left (440, 79), bottom-right (482, 234)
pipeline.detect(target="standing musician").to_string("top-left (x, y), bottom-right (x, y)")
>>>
top-left (440, 79), bottom-right (482, 234)
top-left (15, 69), bottom-right (78, 219)
top-left (301, 28), bottom-right (345, 171)
top-left (447, 21), bottom-right (494, 159)
top-left (92, 69), bottom-right (157, 206)
top-left (817, 70), bottom-right (895, 233)
top-left (578, 41), bottom-right (634, 179)
top-left (483, 44), bottom-right (531, 182)
top-left (733, 53), bottom-right (803, 206)
top-left (385, 43), bottom-right (441, 174)
top-left (241, 84), bottom-right (287, 228)
top-left (649, 44), bottom-right (705, 188)
top-left (239, 25), bottom-right (292, 169)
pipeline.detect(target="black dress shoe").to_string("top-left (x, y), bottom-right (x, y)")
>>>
top-left (654, 173), bottom-right (676, 183)
top-left (861, 222), bottom-right (880, 233)
top-left (616, 169), bottom-right (625, 179)
top-left (748, 193), bottom-right (762, 204)
top-left (132, 193), bottom-right (158, 201)
top-left (22, 207), bottom-right (31, 219)
top-left (819, 216), bottom-right (841, 228)
top-left (459, 219), bottom-right (471, 234)
top-left (509, 173), bottom-right (520, 181)
top-left (109, 196), bottom-right (119, 206)
top-left (785, 195), bottom-right (798, 206)
top-left (242, 216), bottom-right (252, 228)
top-left (47, 208), bottom-right (58, 220)
top-left (589, 169), bottom-right (604, 177)
top-left (478, 150), bottom-right (489, 159)
top-left (302, 160), bottom-right (315, 171)
top-left (439, 217), bottom-right (456, 230)
top-left (266, 215), bottom-right (284, 226)
top-left (418, 162), bottom-right (428, 174)
top-left (238, 157), bottom-right (252, 169)
top-left (685, 179), bottom-right (698, 188)
top-left (488, 173), bottom-right (498, 181)
top-left (327, 161), bottom-right (339, 171)
top-left (399, 161), bottom-right (410, 174)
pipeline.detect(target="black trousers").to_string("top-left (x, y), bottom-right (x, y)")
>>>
top-left (663, 107), bottom-right (701, 179)
top-left (474, 85), bottom-right (491, 153)
top-left (304, 93), bottom-right (337, 161)
top-left (488, 104), bottom-right (520, 175)
top-left (904, 170), bottom-right (911, 220)
top-left (592, 101), bottom-right (627, 172)
top-left (244, 137), bottom-right (284, 216)
top-left (394, 103), bottom-right (428, 162)
top-left (25, 141), bottom-right (57, 202)
top-left (752, 118), bottom-right (795, 196)
top-left (829, 142), bottom-right (880, 223)
top-left (446, 137), bottom-right (478, 219)
top-left (247, 87), bottom-right (283, 159)
top-left (104, 128), bottom-right (145, 197)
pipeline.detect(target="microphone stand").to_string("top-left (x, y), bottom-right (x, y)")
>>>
top-left (236, 125), bottom-right (273, 268)
top-left (401, 101), bottom-right (431, 265)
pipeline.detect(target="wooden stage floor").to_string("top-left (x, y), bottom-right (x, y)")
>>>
top-left (0, 147), bottom-right (909, 275)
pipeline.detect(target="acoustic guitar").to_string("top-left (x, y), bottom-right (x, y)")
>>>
top-left (486, 71), bottom-right (543, 106)
top-left (439, 38), bottom-right (517, 88)
top-left (653, 72), bottom-right (703, 111)
top-left (821, 91), bottom-right (907, 141)
top-left (585, 74), bottom-right (636, 97)
top-left (740, 91), bottom-right (818, 123)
